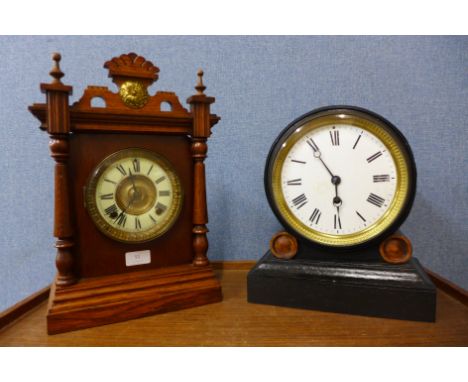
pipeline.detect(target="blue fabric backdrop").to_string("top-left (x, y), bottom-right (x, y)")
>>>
top-left (0, 36), bottom-right (467, 311)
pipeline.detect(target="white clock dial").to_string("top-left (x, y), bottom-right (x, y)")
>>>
top-left (267, 107), bottom-right (415, 248)
top-left (85, 149), bottom-right (183, 243)
top-left (95, 156), bottom-right (175, 233)
top-left (280, 124), bottom-right (398, 236)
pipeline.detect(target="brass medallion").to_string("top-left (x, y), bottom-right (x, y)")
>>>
top-left (119, 80), bottom-right (149, 109)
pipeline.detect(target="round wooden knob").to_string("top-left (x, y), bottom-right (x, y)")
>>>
top-left (270, 231), bottom-right (298, 260)
top-left (379, 235), bottom-right (412, 264)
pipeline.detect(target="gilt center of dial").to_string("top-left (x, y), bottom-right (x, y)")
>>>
top-left (115, 174), bottom-right (156, 215)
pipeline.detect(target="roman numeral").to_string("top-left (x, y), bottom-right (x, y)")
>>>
top-left (291, 159), bottom-right (306, 164)
top-left (132, 158), bottom-right (140, 173)
top-left (115, 212), bottom-right (127, 227)
top-left (155, 176), bottom-right (166, 184)
top-left (116, 164), bottom-right (127, 176)
top-left (286, 178), bottom-right (302, 186)
top-left (306, 138), bottom-right (319, 153)
top-left (104, 178), bottom-right (117, 185)
top-left (100, 193), bottom-right (114, 200)
top-left (149, 215), bottom-right (157, 224)
top-left (367, 193), bottom-right (385, 208)
top-left (309, 208), bottom-right (321, 225)
top-left (292, 193), bottom-right (308, 209)
top-left (352, 133), bottom-right (362, 149)
top-left (147, 164), bottom-right (154, 176)
top-left (367, 151), bottom-right (383, 163)
top-left (159, 190), bottom-right (170, 197)
top-left (135, 217), bottom-right (141, 230)
top-left (104, 204), bottom-right (118, 217)
top-left (373, 174), bottom-right (390, 182)
top-left (334, 214), bottom-right (342, 229)
top-left (329, 129), bottom-right (339, 146)
top-left (356, 210), bottom-right (366, 222)
top-left (155, 202), bottom-right (167, 215)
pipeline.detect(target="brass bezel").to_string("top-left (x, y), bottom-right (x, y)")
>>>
top-left (269, 110), bottom-right (412, 247)
top-left (85, 148), bottom-right (183, 243)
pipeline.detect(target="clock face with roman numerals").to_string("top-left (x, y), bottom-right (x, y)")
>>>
top-left (85, 148), bottom-right (183, 243)
top-left (265, 106), bottom-right (416, 249)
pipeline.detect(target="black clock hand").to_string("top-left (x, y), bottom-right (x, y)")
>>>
top-left (332, 178), bottom-right (342, 205)
top-left (114, 193), bottom-right (136, 223)
top-left (128, 168), bottom-right (138, 192)
top-left (128, 168), bottom-right (142, 202)
top-left (309, 140), bottom-right (335, 178)
top-left (309, 138), bottom-right (343, 209)
top-left (333, 180), bottom-right (342, 229)
top-left (334, 204), bottom-right (342, 230)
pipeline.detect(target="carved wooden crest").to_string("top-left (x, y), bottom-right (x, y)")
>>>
top-left (30, 52), bottom-right (219, 135)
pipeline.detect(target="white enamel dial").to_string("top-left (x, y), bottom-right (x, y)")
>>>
top-left (85, 149), bottom-right (183, 243)
top-left (96, 157), bottom-right (174, 232)
top-left (281, 124), bottom-right (398, 236)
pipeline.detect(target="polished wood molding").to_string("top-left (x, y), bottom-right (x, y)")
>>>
top-left (47, 264), bottom-right (222, 334)
top-left (29, 104), bottom-right (220, 133)
top-left (425, 268), bottom-right (468, 307)
top-left (0, 286), bottom-right (50, 331)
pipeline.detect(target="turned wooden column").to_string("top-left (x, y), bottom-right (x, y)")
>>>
top-left (40, 53), bottom-right (76, 286)
top-left (187, 70), bottom-right (216, 267)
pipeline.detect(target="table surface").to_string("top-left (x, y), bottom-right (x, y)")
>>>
top-left (1, 269), bottom-right (467, 346)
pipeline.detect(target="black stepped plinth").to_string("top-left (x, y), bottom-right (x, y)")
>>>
top-left (247, 251), bottom-right (436, 322)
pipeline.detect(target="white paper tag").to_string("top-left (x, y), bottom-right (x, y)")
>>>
top-left (125, 250), bottom-right (151, 267)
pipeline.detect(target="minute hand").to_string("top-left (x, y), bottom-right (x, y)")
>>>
top-left (307, 138), bottom-right (335, 178)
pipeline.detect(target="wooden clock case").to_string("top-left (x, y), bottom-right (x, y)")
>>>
top-left (29, 53), bottom-right (222, 334)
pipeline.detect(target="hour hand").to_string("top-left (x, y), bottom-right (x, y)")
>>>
top-left (334, 204), bottom-right (342, 230)
top-left (128, 169), bottom-right (136, 187)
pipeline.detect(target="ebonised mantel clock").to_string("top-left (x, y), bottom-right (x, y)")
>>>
top-left (248, 106), bottom-right (436, 322)
top-left (265, 106), bottom-right (416, 251)
top-left (29, 52), bottom-right (222, 334)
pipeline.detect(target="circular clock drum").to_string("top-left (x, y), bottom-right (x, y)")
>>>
top-left (265, 106), bottom-right (416, 250)
top-left (85, 148), bottom-right (183, 243)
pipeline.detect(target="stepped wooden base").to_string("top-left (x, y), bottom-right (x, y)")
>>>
top-left (47, 264), bottom-right (222, 334)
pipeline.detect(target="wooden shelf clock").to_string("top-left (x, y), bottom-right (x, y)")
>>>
top-left (29, 52), bottom-right (222, 334)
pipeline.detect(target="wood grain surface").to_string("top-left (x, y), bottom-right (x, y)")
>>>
top-left (1, 269), bottom-right (467, 346)
top-left (28, 53), bottom-right (223, 333)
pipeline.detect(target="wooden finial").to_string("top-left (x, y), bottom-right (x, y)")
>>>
top-left (379, 234), bottom-right (413, 264)
top-left (270, 231), bottom-right (298, 260)
top-left (195, 69), bottom-right (206, 94)
top-left (50, 52), bottom-right (64, 84)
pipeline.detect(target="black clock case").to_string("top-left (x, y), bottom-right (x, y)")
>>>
top-left (247, 237), bottom-right (436, 322)
top-left (264, 105), bottom-right (418, 252)
top-left (248, 106), bottom-right (436, 322)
